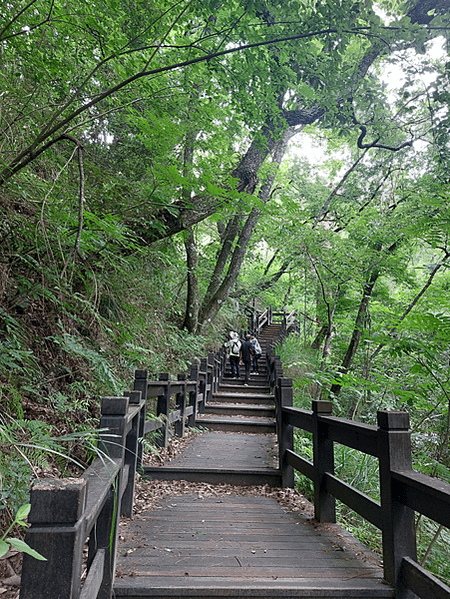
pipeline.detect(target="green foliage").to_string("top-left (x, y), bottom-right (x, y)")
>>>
top-left (49, 332), bottom-right (122, 395)
top-left (0, 504), bottom-right (46, 561)
top-left (0, 0), bottom-right (449, 582)
top-left (0, 414), bottom-right (101, 520)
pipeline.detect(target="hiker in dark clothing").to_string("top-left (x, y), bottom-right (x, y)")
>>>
top-left (241, 334), bottom-right (253, 386)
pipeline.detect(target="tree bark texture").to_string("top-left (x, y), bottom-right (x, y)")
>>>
top-left (197, 128), bottom-right (296, 330)
top-left (182, 227), bottom-right (199, 332)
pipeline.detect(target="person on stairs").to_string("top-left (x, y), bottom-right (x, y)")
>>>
top-left (224, 331), bottom-right (241, 378)
top-left (241, 334), bottom-right (253, 386)
top-left (250, 334), bottom-right (262, 372)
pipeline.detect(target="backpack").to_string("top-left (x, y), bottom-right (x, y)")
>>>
top-left (231, 341), bottom-right (240, 356)
top-left (252, 339), bottom-right (262, 355)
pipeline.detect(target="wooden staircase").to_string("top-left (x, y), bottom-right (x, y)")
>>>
top-left (142, 324), bottom-right (282, 486)
top-left (114, 322), bottom-right (395, 599)
top-left (197, 374), bottom-right (276, 433)
top-left (198, 324), bottom-right (280, 432)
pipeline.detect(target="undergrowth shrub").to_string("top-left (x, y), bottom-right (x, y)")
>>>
top-left (279, 331), bottom-right (450, 582)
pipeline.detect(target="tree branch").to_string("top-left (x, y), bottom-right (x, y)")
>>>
top-left (61, 136), bottom-right (85, 278)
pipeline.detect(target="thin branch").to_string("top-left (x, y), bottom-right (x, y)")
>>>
top-left (0, 0), bottom-right (54, 41)
top-left (313, 147), bottom-right (370, 227)
top-left (356, 123), bottom-right (414, 151)
top-left (143, 0), bottom-right (197, 71)
top-left (61, 136), bottom-right (85, 278)
top-left (0, 24), bottom-right (418, 187)
top-left (364, 249), bottom-right (450, 370)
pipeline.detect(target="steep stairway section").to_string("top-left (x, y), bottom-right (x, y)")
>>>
top-left (196, 372), bottom-right (276, 434)
top-left (142, 324), bottom-right (282, 486)
top-left (196, 325), bottom-right (279, 434)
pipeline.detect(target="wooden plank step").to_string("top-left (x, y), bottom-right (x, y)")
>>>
top-left (219, 385), bottom-right (271, 395)
top-left (114, 494), bottom-right (394, 599)
top-left (196, 416), bottom-right (276, 434)
top-left (145, 432), bottom-right (278, 471)
top-left (222, 376), bottom-right (269, 387)
top-left (142, 467), bottom-right (282, 487)
top-left (211, 392), bottom-right (273, 404)
top-left (204, 404), bottom-right (275, 418)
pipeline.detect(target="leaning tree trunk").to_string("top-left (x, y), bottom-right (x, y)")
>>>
top-left (329, 269), bottom-right (379, 397)
top-left (197, 128), bottom-right (297, 330)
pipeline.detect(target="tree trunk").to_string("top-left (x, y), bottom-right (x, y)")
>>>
top-left (182, 227), bottom-right (199, 332)
top-left (330, 269), bottom-right (379, 396)
top-left (197, 128), bottom-right (296, 330)
top-left (200, 213), bottom-right (241, 309)
top-left (181, 105), bottom-right (199, 332)
top-left (311, 325), bottom-right (328, 350)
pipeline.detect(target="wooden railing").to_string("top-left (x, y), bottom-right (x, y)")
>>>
top-left (249, 306), bottom-right (297, 336)
top-left (19, 345), bottom-right (228, 599)
top-left (250, 305), bottom-right (273, 334)
top-left (268, 346), bottom-right (450, 599)
top-left (19, 393), bottom-right (144, 599)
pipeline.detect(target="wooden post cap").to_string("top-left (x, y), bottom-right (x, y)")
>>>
top-left (101, 396), bottom-right (129, 415)
top-left (312, 400), bottom-right (333, 414)
top-left (377, 411), bottom-right (410, 430)
top-left (124, 390), bottom-right (141, 404)
top-left (134, 369), bottom-right (148, 379)
top-left (278, 378), bottom-right (293, 387)
top-left (28, 478), bottom-right (87, 524)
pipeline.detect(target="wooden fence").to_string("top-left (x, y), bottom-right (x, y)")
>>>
top-left (19, 344), bottom-right (229, 598)
top-left (249, 306), bottom-right (297, 336)
top-left (19, 308), bottom-right (287, 598)
top-left (267, 346), bottom-right (450, 599)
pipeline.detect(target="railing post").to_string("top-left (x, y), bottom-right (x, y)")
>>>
top-left (212, 353), bottom-right (219, 393)
top-left (99, 396), bottom-right (129, 459)
top-left (20, 479), bottom-right (87, 599)
top-left (206, 353), bottom-right (214, 403)
top-left (277, 377), bottom-right (294, 488)
top-left (133, 369), bottom-right (148, 470)
top-left (377, 411), bottom-right (417, 598)
top-left (175, 374), bottom-right (186, 438)
top-left (219, 346), bottom-right (227, 382)
top-left (157, 374), bottom-right (170, 447)
top-left (198, 358), bottom-right (207, 413)
top-left (312, 400), bottom-right (335, 523)
top-left (189, 363), bottom-right (200, 424)
top-left (122, 390), bottom-right (142, 518)
top-left (270, 355), bottom-right (283, 394)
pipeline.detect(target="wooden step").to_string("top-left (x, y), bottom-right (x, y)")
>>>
top-left (211, 392), bottom-right (273, 405)
top-left (196, 415), bottom-right (276, 434)
top-left (204, 404), bottom-right (275, 418)
top-left (114, 494), bottom-right (394, 599)
top-left (142, 433), bottom-right (280, 487)
top-left (142, 466), bottom-right (282, 487)
top-left (221, 379), bottom-right (270, 390)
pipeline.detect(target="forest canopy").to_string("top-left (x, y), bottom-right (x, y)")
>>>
top-left (2, 0), bottom-right (450, 495)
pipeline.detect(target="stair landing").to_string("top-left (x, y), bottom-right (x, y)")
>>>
top-left (143, 431), bottom-right (281, 487)
top-left (114, 493), bottom-right (393, 598)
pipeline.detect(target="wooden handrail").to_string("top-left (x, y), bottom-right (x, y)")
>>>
top-left (18, 329), bottom-right (235, 598)
top-left (269, 346), bottom-right (450, 599)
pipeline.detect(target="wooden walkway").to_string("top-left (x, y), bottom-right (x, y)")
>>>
top-left (114, 327), bottom-right (394, 598)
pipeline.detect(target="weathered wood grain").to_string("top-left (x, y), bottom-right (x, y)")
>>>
top-left (115, 494), bottom-right (393, 598)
